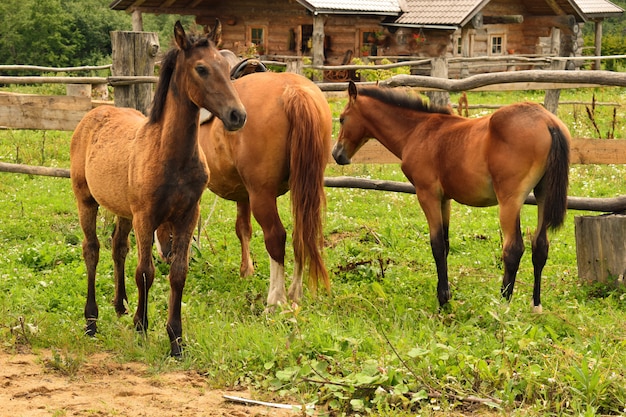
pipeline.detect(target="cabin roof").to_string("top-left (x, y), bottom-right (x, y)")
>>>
top-left (109, 0), bottom-right (623, 24)
top-left (296, 0), bottom-right (401, 14)
top-left (575, 0), bottom-right (624, 18)
top-left (392, 0), bottom-right (490, 27)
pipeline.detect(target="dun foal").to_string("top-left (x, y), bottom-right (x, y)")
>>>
top-left (70, 21), bottom-right (246, 356)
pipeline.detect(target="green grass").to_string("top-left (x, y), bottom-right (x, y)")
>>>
top-left (1, 89), bottom-right (626, 416)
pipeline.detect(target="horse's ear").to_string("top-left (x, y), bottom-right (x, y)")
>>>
top-left (348, 81), bottom-right (358, 101)
top-left (174, 21), bottom-right (190, 51)
top-left (207, 19), bottom-right (223, 46)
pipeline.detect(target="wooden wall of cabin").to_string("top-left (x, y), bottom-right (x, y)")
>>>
top-left (191, 0), bottom-right (582, 76)
top-left (195, 0), bottom-right (309, 56)
top-left (193, 0), bottom-right (455, 64)
top-left (194, 0), bottom-right (384, 63)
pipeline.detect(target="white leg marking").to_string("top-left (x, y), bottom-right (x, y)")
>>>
top-left (288, 261), bottom-right (304, 304)
top-left (266, 256), bottom-right (286, 309)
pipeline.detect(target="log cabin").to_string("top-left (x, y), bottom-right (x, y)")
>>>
top-left (109, 0), bottom-right (623, 77)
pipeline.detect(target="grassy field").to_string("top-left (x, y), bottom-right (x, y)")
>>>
top-left (1, 87), bottom-right (625, 416)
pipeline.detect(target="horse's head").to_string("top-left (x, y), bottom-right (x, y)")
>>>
top-left (173, 20), bottom-right (246, 131)
top-left (332, 81), bottom-right (369, 165)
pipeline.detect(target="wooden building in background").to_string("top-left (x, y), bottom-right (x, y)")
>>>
top-left (109, 0), bottom-right (623, 76)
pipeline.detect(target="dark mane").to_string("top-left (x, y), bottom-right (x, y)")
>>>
top-left (148, 35), bottom-right (212, 124)
top-left (358, 85), bottom-right (452, 115)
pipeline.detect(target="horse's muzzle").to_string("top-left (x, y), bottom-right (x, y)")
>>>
top-left (332, 142), bottom-right (351, 165)
top-left (223, 108), bottom-right (247, 131)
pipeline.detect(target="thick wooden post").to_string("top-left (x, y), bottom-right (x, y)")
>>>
top-left (311, 14), bottom-right (325, 81)
top-left (460, 26), bottom-right (471, 78)
top-left (575, 214), bottom-right (626, 284)
top-left (111, 31), bottom-right (159, 115)
top-left (285, 57), bottom-right (303, 75)
top-left (427, 57), bottom-right (450, 108)
top-left (132, 10), bottom-right (143, 31)
top-left (544, 28), bottom-right (564, 115)
top-left (594, 20), bottom-right (603, 70)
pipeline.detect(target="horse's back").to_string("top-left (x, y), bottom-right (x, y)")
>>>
top-left (70, 105), bottom-right (145, 217)
top-left (487, 102), bottom-right (570, 169)
top-left (202, 71), bottom-right (328, 201)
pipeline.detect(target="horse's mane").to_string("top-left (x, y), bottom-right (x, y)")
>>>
top-left (358, 86), bottom-right (452, 115)
top-left (149, 35), bottom-right (212, 124)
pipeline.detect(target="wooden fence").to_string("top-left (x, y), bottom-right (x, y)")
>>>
top-left (1, 60), bottom-right (626, 213)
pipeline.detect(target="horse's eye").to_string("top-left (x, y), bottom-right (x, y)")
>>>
top-left (196, 65), bottom-right (209, 77)
top-left (339, 117), bottom-right (344, 124)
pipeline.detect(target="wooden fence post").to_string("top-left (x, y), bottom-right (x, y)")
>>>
top-left (427, 57), bottom-right (450, 107)
top-left (544, 28), bottom-right (564, 114)
top-left (285, 57), bottom-right (303, 75)
top-left (110, 31), bottom-right (159, 115)
top-left (311, 14), bottom-right (325, 81)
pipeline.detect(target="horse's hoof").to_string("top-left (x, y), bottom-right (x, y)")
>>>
top-left (438, 301), bottom-right (453, 314)
top-left (437, 291), bottom-right (451, 308)
top-left (170, 339), bottom-right (184, 358)
top-left (115, 306), bottom-right (128, 318)
top-left (134, 321), bottom-right (148, 334)
top-left (85, 319), bottom-right (97, 337)
top-left (532, 304), bottom-right (543, 314)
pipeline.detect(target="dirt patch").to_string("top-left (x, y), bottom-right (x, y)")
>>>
top-left (1, 349), bottom-right (301, 417)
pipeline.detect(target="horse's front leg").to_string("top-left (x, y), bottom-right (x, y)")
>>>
top-left (236, 200), bottom-right (254, 277)
top-left (418, 194), bottom-right (451, 307)
top-left (132, 217), bottom-right (156, 335)
top-left (112, 217), bottom-right (132, 317)
top-left (166, 206), bottom-right (200, 357)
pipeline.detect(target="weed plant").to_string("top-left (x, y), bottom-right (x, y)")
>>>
top-left (1, 89), bottom-right (625, 416)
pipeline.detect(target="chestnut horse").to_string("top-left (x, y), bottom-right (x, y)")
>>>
top-left (70, 21), bottom-right (246, 356)
top-left (158, 71), bottom-right (332, 308)
top-left (333, 81), bottom-right (570, 312)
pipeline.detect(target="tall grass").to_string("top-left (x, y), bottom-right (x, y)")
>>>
top-left (0, 88), bottom-right (625, 416)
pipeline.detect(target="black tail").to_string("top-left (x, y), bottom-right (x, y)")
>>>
top-left (542, 126), bottom-right (570, 230)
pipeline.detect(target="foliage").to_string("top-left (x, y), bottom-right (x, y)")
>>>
top-left (301, 57), bottom-right (324, 81)
top-left (581, 0), bottom-right (626, 70)
top-left (1, 88), bottom-right (626, 417)
top-left (352, 58), bottom-right (410, 82)
top-left (0, 0), bottom-right (195, 70)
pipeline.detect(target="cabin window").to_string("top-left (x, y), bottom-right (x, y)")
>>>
top-left (361, 30), bottom-right (377, 56)
top-left (490, 35), bottom-right (504, 55)
top-left (457, 37), bottom-right (462, 55)
top-left (248, 26), bottom-right (267, 54)
top-left (301, 24), bottom-right (313, 53)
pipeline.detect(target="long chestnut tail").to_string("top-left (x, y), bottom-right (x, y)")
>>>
top-left (283, 85), bottom-right (330, 293)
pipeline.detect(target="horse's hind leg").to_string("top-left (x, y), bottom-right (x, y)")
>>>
top-left (530, 192), bottom-right (549, 313)
top-left (288, 261), bottom-right (304, 304)
top-left (499, 202), bottom-right (525, 301)
top-left (250, 194), bottom-right (287, 309)
top-left (236, 200), bottom-right (254, 277)
top-left (131, 217), bottom-right (156, 335)
top-left (77, 198), bottom-right (100, 336)
top-left (112, 217), bottom-right (132, 317)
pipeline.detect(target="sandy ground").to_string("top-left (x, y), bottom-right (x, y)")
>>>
top-left (1, 349), bottom-right (302, 417)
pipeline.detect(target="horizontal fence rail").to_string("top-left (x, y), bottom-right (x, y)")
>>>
top-left (324, 177), bottom-right (626, 213)
top-left (1, 63), bottom-right (625, 215)
top-left (1, 162), bottom-right (624, 213)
